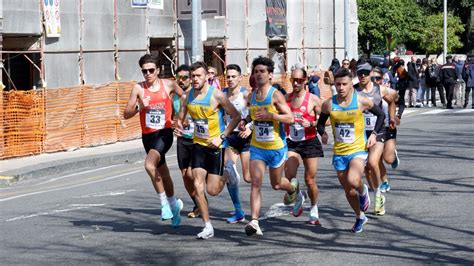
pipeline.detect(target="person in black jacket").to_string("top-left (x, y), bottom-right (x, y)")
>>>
top-left (463, 54), bottom-right (474, 108)
top-left (407, 56), bottom-right (420, 107)
top-left (425, 58), bottom-right (446, 108)
top-left (440, 55), bottom-right (459, 109)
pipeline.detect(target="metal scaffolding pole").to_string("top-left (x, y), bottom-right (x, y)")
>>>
top-left (344, 0), bottom-right (349, 59)
top-left (443, 0), bottom-right (447, 63)
top-left (191, 0), bottom-right (203, 62)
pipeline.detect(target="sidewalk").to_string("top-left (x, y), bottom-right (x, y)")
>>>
top-left (0, 139), bottom-right (145, 186)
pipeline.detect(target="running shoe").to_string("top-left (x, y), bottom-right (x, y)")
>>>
top-left (171, 199), bottom-right (183, 227)
top-left (196, 226), bottom-right (214, 239)
top-left (245, 219), bottom-right (263, 236)
top-left (292, 191), bottom-right (305, 217)
top-left (226, 211), bottom-right (246, 224)
top-left (161, 201), bottom-right (173, 221)
top-left (359, 184), bottom-right (370, 212)
top-left (307, 215), bottom-right (321, 225)
top-left (391, 149), bottom-right (400, 169)
top-left (225, 163), bottom-right (240, 186)
top-left (187, 205), bottom-right (200, 218)
top-left (283, 178), bottom-right (299, 205)
top-left (380, 181), bottom-right (391, 193)
top-left (374, 194), bottom-right (386, 216)
top-left (352, 216), bottom-right (368, 233)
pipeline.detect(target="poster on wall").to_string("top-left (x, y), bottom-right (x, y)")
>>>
top-left (43, 0), bottom-right (61, 38)
top-left (131, 0), bottom-right (163, 9)
top-left (265, 0), bottom-right (287, 38)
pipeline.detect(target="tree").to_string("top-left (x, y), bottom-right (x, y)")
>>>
top-left (357, 0), bottom-right (424, 55)
top-left (419, 12), bottom-right (464, 55)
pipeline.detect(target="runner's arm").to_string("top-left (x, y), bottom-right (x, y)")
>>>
top-left (215, 89), bottom-right (240, 137)
top-left (271, 90), bottom-right (294, 124)
top-left (316, 99), bottom-right (331, 135)
top-left (123, 84), bottom-right (142, 119)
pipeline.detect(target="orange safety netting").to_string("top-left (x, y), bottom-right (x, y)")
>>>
top-left (1, 74), bottom-right (332, 160)
top-left (0, 90), bottom-right (45, 159)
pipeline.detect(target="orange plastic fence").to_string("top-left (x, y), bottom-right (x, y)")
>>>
top-left (0, 90), bottom-right (45, 159)
top-left (1, 74), bottom-right (332, 160)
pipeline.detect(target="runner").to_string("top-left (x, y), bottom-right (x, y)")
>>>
top-left (355, 63), bottom-right (398, 215)
top-left (243, 56), bottom-right (297, 236)
top-left (316, 68), bottom-right (385, 233)
top-left (172, 64), bottom-right (201, 218)
top-left (222, 64), bottom-right (252, 223)
top-left (284, 66), bottom-right (327, 225)
top-left (370, 67), bottom-right (401, 193)
top-left (176, 61), bottom-right (240, 239)
top-left (123, 54), bottom-right (185, 227)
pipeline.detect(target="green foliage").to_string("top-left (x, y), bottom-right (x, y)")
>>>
top-left (419, 12), bottom-right (464, 54)
top-left (357, 0), bottom-right (424, 54)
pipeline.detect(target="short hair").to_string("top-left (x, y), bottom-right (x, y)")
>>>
top-left (225, 64), bottom-right (242, 74)
top-left (176, 64), bottom-right (190, 73)
top-left (138, 54), bottom-right (159, 67)
top-left (291, 66), bottom-right (308, 78)
top-left (252, 56), bottom-right (274, 73)
top-left (372, 67), bottom-right (384, 76)
top-left (190, 61), bottom-right (208, 73)
top-left (334, 68), bottom-right (353, 80)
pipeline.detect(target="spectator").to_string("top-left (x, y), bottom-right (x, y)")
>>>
top-left (328, 58), bottom-right (341, 76)
top-left (462, 54), bottom-right (474, 109)
top-left (417, 58), bottom-right (429, 107)
top-left (207, 66), bottom-right (222, 90)
top-left (407, 56), bottom-right (420, 107)
top-left (440, 55), bottom-right (458, 109)
top-left (395, 59), bottom-right (408, 116)
top-left (308, 70), bottom-right (321, 97)
top-left (425, 58), bottom-right (446, 108)
top-left (453, 55), bottom-right (465, 106)
top-left (341, 59), bottom-right (350, 69)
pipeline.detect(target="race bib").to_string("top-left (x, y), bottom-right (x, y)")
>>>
top-left (289, 123), bottom-right (305, 141)
top-left (255, 121), bottom-right (274, 142)
top-left (182, 117), bottom-right (194, 138)
top-left (364, 113), bottom-right (377, 131)
top-left (194, 118), bottom-right (209, 139)
top-left (335, 122), bottom-right (355, 143)
top-left (145, 109), bottom-right (165, 130)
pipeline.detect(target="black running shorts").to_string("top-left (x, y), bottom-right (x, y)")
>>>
top-left (177, 137), bottom-right (193, 170)
top-left (191, 143), bottom-right (224, 176)
top-left (287, 137), bottom-right (324, 159)
top-left (226, 132), bottom-right (251, 154)
top-left (141, 128), bottom-right (173, 167)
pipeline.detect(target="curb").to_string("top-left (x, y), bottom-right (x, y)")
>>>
top-left (0, 149), bottom-right (145, 187)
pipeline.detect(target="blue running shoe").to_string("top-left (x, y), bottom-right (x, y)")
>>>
top-left (359, 184), bottom-right (370, 212)
top-left (352, 216), bottom-right (368, 233)
top-left (380, 181), bottom-right (391, 193)
top-left (161, 201), bottom-right (173, 221)
top-left (171, 199), bottom-right (183, 228)
top-left (226, 211), bottom-right (245, 224)
top-left (391, 149), bottom-right (400, 169)
top-left (292, 191), bottom-right (305, 217)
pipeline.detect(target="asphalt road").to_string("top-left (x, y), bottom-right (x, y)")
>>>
top-left (1, 108), bottom-right (473, 264)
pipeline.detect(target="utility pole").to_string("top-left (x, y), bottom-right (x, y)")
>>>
top-left (344, 0), bottom-right (349, 59)
top-left (443, 0), bottom-right (447, 64)
top-left (191, 0), bottom-right (203, 62)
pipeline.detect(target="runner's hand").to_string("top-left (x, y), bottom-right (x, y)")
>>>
top-left (321, 131), bottom-right (328, 144)
top-left (367, 134), bottom-right (376, 148)
top-left (389, 118), bottom-right (397, 129)
top-left (301, 118), bottom-right (311, 128)
top-left (238, 120), bottom-right (247, 131)
top-left (238, 127), bottom-right (251, 138)
top-left (208, 137), bottom-right (223, 149)
top-left (174, 121), bottom-right (183, 137)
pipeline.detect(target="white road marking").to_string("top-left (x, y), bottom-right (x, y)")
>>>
top-left (74, 189), bottom-right (136, 199)
top-left (262, 203), bottom-right (292, 219)
top-left (402, 109), bottom-right (417, 115)
top-left (0, 169), bottom-right (142, 202)
top-left (456, 109), bottom-right (474, 113)
top-left (5, 204), bottom-right (106, 222)
top-left (37, 165), bottom-right (120, 185)
top-left (423, 109), bottom-right (448, 115)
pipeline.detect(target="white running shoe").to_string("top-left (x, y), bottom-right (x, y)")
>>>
top-left (196, 226), bottom-right (214, 240)
top-left (245, 219), bottom-right (263, 236)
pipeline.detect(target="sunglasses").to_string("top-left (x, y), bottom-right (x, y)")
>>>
top-left (176, 75), bottom-right (189, 81)
top-left (357, 70), bottom-right (371, 77)
top-left (342, 62), bottom-right (350, 65)
top-left (141, 68), bottom-right (156, 75)
top-left (290, 77), bottom-right (306, 84)
top-left (371, 76), bottom-right (383, 81)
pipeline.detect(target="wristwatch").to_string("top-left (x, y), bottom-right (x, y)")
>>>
top-left (220, 134), bottom-right (226, 140)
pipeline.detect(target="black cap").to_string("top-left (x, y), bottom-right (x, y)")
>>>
top-left (446, 55), bottom-right (453, 60)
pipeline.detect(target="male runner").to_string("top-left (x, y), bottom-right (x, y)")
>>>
top-left (222, 64), bottom-right (252, 223)
top-left (354, 63), bottom-right (398, 215)
top-left (124, 54), bottom-right (185, 227)
top-left (172, 64), bottom-right (201, 218)
top-left (176, 61), bottom-right (240, 239)
top-left (244, 56), bottom-right (296, 236)
top-left (284, 66), bottom-right (326, 225)
top-left (316, 68), bottom-right (385, 233)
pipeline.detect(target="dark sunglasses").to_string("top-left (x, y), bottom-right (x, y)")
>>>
top-left (141, 68), bottom-right (156, 75)
top-left (290, 77), bottom-right (306, 84)
top-left (371, 76), bottom-right (383, 82)
top-left (357, 70), bottom-right (371, 77)
top-left (176, 75), bottom-right (189, 81)
top-left (342, 62), bottom-right (350, 66)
